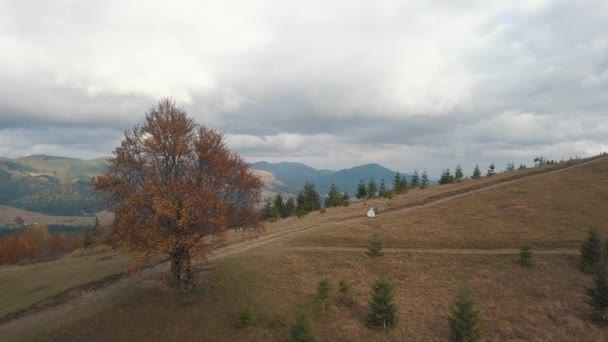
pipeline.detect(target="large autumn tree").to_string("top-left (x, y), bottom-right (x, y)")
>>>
top-left (94, 99), bottom-right (263, 287)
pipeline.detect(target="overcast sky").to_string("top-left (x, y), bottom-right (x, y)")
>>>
top-left (1, 0), bottom-right (607, 177)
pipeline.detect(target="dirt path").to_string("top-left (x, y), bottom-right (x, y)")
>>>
top-left (0, 156), bottom-right (604, 338)
top-left (276, 246), bottom-right (580, 255)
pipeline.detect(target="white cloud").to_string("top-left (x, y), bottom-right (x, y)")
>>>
top-left (0, 0), bottom-right (607, 177)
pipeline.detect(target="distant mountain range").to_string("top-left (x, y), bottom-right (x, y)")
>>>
top-left (0, 155), bottom-right (411, 215)
top-left (251, 161), bottom-right (403, 197)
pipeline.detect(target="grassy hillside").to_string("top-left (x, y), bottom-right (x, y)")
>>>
top-left (13, 155), bottom-right (109, 181)
top-left (0, 156), bottom-right (104, 216)
top-left (2, 155), bottom-right (608, 341)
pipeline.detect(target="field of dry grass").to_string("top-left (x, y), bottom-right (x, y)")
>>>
top-left (29, 250), bottom-right (608, 341)
top-left (2, 155), bottom-right (608, 341)
top-left (285, 156), bottom-right (608, 249)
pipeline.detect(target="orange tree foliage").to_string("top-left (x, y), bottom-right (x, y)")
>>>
top-left (0, 225), bottom-right (84, 265)
top-left (93, 98), bottom-right (263, 287)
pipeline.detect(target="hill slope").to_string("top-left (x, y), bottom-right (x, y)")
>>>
top-left (0, 156), bottom-right (102, 216)
top-left (3, 155), bottom-right (608, 341)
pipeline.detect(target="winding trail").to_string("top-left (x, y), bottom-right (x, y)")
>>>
top-left (0, 155), bottom-right (605, 338)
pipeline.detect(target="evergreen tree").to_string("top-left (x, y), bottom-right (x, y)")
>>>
top-left (393, 172), bottom-right (403, 193)
top-left (410, 169), bottom-right (420, 188)
top-left (518, 164), bottom-right (527, 170)
top-left (505, 161), bottom-right (515, 172)
top-left (399, 175), bottom-right (408, 192)
top-left (324, 183), bottom-right (343, 208)
top-left (587, 263), bottom-right (608, 323)
top-left (338, 279), bottom-right (354, 306)
top-left (296, 182), bottom-right (321, 215)
top-left (367, 178), bottom-right (378, 199)
top-left (420, 169), bottom-right (430, 189)
top-left (273, 193), bottom-right (286, 218)
top-left (439, 168), bottom-right (455, 185)
top-left (262, 202), bottom-right (278, 221)
top-left (472, 164), bottom-right (481, 179)
top-left (366, 236), bottom-right (385, 257)
top-left (341, 191), bottom-right (350, 206)
top-left (284, 197), bottom-right (296, 217)
top-left (581, 229), bottom-right (605, 273)
top-left (518, 245), bottom-right (534, 267)
top-left (356, 179), bottom-right (368, 200)
top-left (367, 277), bottom-right (398, 329)
top-left (449, 288), bottom-right (482, 342)
top-left (378, 177), bottom-right (388, 198)
top-left (288, 315), bottom-right (315, 342)
top-left (454, 165), bottom-right (464, 182)
top-left (486, 163), bottom-right (496, 177)
top-left (316, 279), bottom-right (331, 317)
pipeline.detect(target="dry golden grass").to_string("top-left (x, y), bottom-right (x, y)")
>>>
top-left (32, 249), bottom-right (607, 341)
top-left (285, 156), bottom-right (608, 249)
top-left (3, 155), bottom-right (608, 341)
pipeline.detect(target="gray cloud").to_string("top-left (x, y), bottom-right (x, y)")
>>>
top-left (0, 1), bottom-right (607, 177)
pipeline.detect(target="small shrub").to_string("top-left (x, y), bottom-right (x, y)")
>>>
top-left (234, 306), bottom-right (256, 328)
top-left (367, 276), bottom-right (397, 329)
top-left (587, 263), bottom-right (608, 323)
top-left (316, 279), bottom-right (331, 317)
top-left (288, 315), bottom-right (315, 342)
top-left (449, 288), bottom-right (482, 342)
top-left (338, 279), bottom-right (354, 306)
top-left (366, 236), bottom-right (384, 257)
top-left (518, 246), bottom-right (534, 267)
top-left (581, 229), bottom-right (604, 273)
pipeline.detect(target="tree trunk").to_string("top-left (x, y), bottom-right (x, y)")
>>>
top-left (170, 246), bottom-right (194, 288)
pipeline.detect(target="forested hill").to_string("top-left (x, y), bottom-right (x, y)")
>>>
top-left (0, 156), bottom-right (105, 216)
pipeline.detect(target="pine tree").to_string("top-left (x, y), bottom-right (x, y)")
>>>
top-left (410, 169), bottom-right (420, 188)
top-left (366, 236), bottom-right (384, 257)
top-left (518, 245), bottom-right (534, 267)
top-left (399, 175), bottom-right (408, 192)
top-left (518, 164), bottom-right (527, 170)
top-left (324, 183), bottom-right (342, 208)
top-left (587, 263), bottom-right (608, 323)
top-left (356, 179), bottom-right (368, 200)
top-left (288, 315), bottom-right (315, 342)
top-left (378, 177), bottom-right (387, 198)
top-left (505, 161), bottom-right (515, 172)
top-left (316, 279), bottom-right (331, 317)
top-left (367, 277), bottom-right (397, 329)
top-left (486, 163), bottom-right (495, 177)
top-left (449, 288), bottom-right (482, 342)
top-left (581, 229), bottom-right (605, 273)
top-left (367, 178), bottom-right (378, 199)
top-left (341, 190), bottom-right (350, 206)
top-left (285, 197), bottom-right (296, 217)
top-left (393, 172), bottom-right (403, 193)
top-left (273, 193), bottom-right (286, 218)
top-left (338, 279), bottom-right (354, 306)
top-left (420, 169), bottom-right (430, 189)
top-left (296, 182), bottom-right (321, 215)
top-left (454, 165), bottom-right (464, 182)
top-left (439, 168), bottom-right (454, 185)
top-left (472, 164), bottom-right (481, 179)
